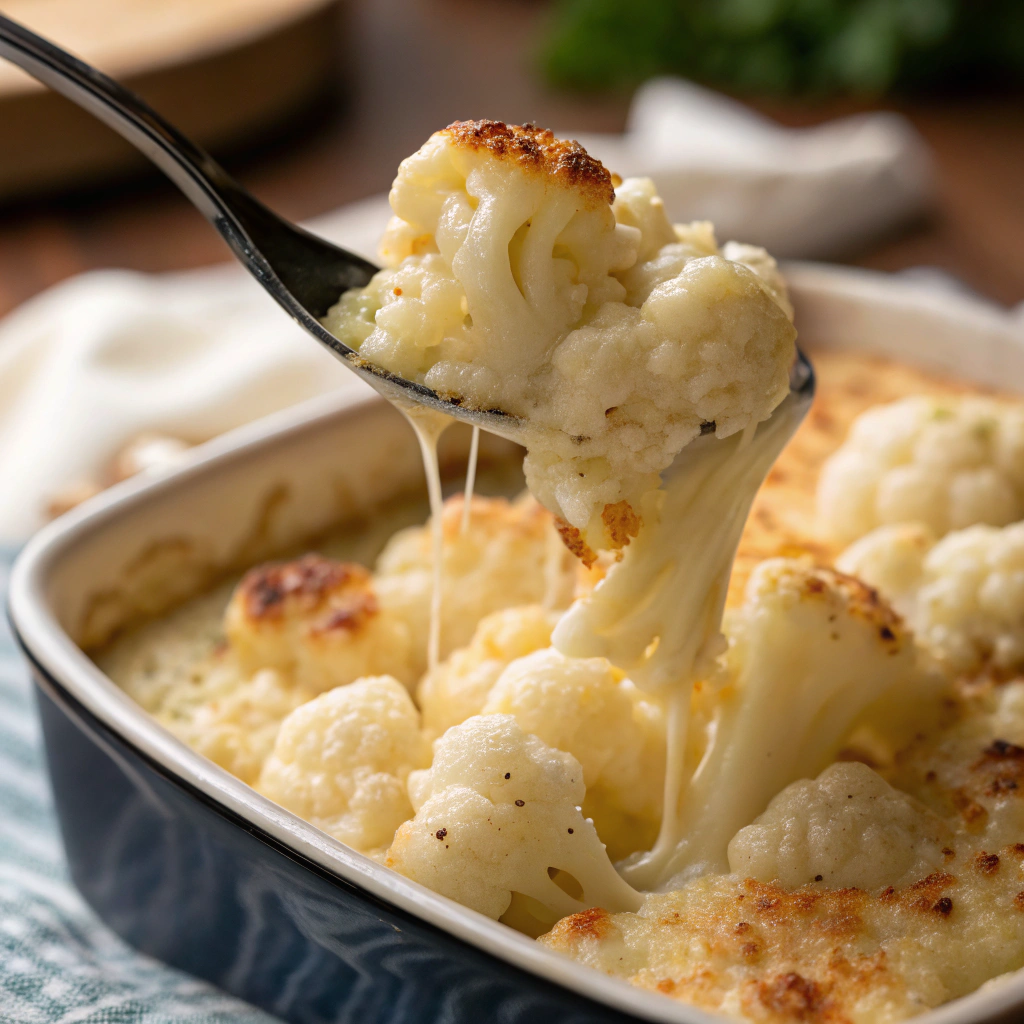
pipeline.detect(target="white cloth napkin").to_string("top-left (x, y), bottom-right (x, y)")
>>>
top-left (0, 85), bottom-right (936, 541)
top-left (571, 78), bottom-right (934, 259)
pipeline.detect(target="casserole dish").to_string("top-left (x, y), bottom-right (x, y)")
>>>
top-left (9, 263), bottom-right (1024, 1024)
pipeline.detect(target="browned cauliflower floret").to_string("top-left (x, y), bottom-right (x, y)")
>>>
top-left (373, 493), bottom-right (574, 669)
top-left (224, 555), bottom-right (415, 691)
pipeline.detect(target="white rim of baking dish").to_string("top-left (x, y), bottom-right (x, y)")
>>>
top-left (9, 263), bottom-right (1024, 1024)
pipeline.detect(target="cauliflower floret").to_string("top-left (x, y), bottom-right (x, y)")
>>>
top-left (374, 493), bottom-right (574, 669)
top-left (840, 521), bottom-right (1024, 676)
top-left (623, 560), bottom-right (921, 889)
top-left (818, 396), bottom-right (1024, 546)
top-left (325, 121), bottom-right (795, 550)
top-left (224, 555), bottom-right (415, 691)
top-left (416, 604), bottom-right (558, 739)
top-left (257, 676), bottom-right (430, 854)
top-left (835, 521), bottom-right (935, 618)
top-left (481, 648), bottom-right (665, 860)
top-left (386, 714), bottom-right (641, 929)
top-left (158, 665), bottom-right (315, 784)
top-left (727, 761), bottom-right (950, 891)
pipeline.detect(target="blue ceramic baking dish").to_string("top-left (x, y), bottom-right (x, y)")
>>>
top-left (10, 264), bottom-right (1024, 1024)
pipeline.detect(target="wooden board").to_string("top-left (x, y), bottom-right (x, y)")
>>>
top-left (0, 0), bottom-right (343, 199)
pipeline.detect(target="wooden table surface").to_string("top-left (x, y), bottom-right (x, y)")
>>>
top-left (1, 0), bottom-right (1022, 320)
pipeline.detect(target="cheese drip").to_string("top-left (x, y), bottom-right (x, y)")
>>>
top-left (403, 407), bottom-right (453, 672)
top-left (461, 425), bottom-right (480, 533)
top-left (554, 388), bottom-right (810, 890)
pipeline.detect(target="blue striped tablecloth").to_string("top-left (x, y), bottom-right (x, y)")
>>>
top-left (0, 550), bottom-right (280, 1024)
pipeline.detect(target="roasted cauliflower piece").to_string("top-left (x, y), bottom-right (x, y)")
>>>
top-left (386, 714), bottom-right (641, 929)
top-left (626, 559), bottom-right (920, 889)
top-left (374, 493), bottom-right (574, 669)
top-left (481, 648), bottom-right (665, 860)
top-left (258, 676), bottom-right (430, 854)
top-left (416, 604), bottom-right (559, 739)
top-left (839, 520), bottom-right (1024, 676)
top-left (158, 665), bottom-right (315, 785)
top-left (728, 761), bottom-right (950, 891)
top-left (325, 121), bottom-right (795, 551)
top-left (818, 396), bottom-right (1024, 547)
top-left (225, 555), bottom-right (415, 691)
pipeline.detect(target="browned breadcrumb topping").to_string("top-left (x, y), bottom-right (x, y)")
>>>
top-left (547, 875), bottom-right (948, 1022)
top-left (559, 906), bottom-right (616, 941)
top-left (972, 739), bottom-right (1024, 797)
top-left (307, 593), bottom-right (380, 637)
top-left (755, 972), bottom-right (834, 1022)
top-left (975, 851), bottom-right (1000, 874)
top-left (601, 500), bottom-right (642, 550)
top-left (555, 517), bottom-right (598, 568)
top-left (442, 120), bottom-right (615, 206)
top-left (238, 555), bottom-right (378, 633)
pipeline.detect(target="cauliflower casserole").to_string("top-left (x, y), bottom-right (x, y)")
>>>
top-left (97, 124), bottom-right (1024, 1024)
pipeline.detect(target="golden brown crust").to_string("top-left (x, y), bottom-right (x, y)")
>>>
top-left (554, 517), bottom-right (598, 568)
top-left (824, 568), bottom-right (907, 648)
top-left (442, 120), bottom-right (615, 206)
top-left (601, 500), bottom-right (641, 549)
top-left (877, 872), bottom-right (956, 914)
top-left (557, 906), bottom-right (616, 942)
top-left (545, 875), bottom-right (943, 1022)
top-left (238, 555), bottom-right (377, 632)
top-left (775, 563), bottom-right (908, 653)
top-left (972, 739), bottom-right (1024, 797)
top-left (753, 972), bottom-right (832, 1022)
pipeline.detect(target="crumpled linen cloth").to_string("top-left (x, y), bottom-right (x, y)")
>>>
top-left (571, 77), bottom-right (933, 260)
top-left (0, 550), bottom-right (280, 1024)
top-left (0, 81), bottom-right (934, 542)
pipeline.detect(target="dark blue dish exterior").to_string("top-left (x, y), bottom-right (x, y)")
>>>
top-left (24, 651), bottom-right (638, 1024)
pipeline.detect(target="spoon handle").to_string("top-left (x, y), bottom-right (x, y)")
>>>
top-left (0, 13), bottom-right (377, 320)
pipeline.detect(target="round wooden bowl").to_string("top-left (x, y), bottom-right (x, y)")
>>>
top-left (0, 0), bottom-right (343, 200)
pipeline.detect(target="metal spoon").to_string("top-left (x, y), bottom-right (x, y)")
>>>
top-left (0, 12), bottom-right (520, 433)
top-left (0, 13), bottom-right (814, 437)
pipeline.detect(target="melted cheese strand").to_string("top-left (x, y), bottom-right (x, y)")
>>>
top-left (461, 425), bottom-right (481, 534)
top-left (554, 391), bottom-right (810, 889)
top-left (403, 407), bottom-right (453, 672)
